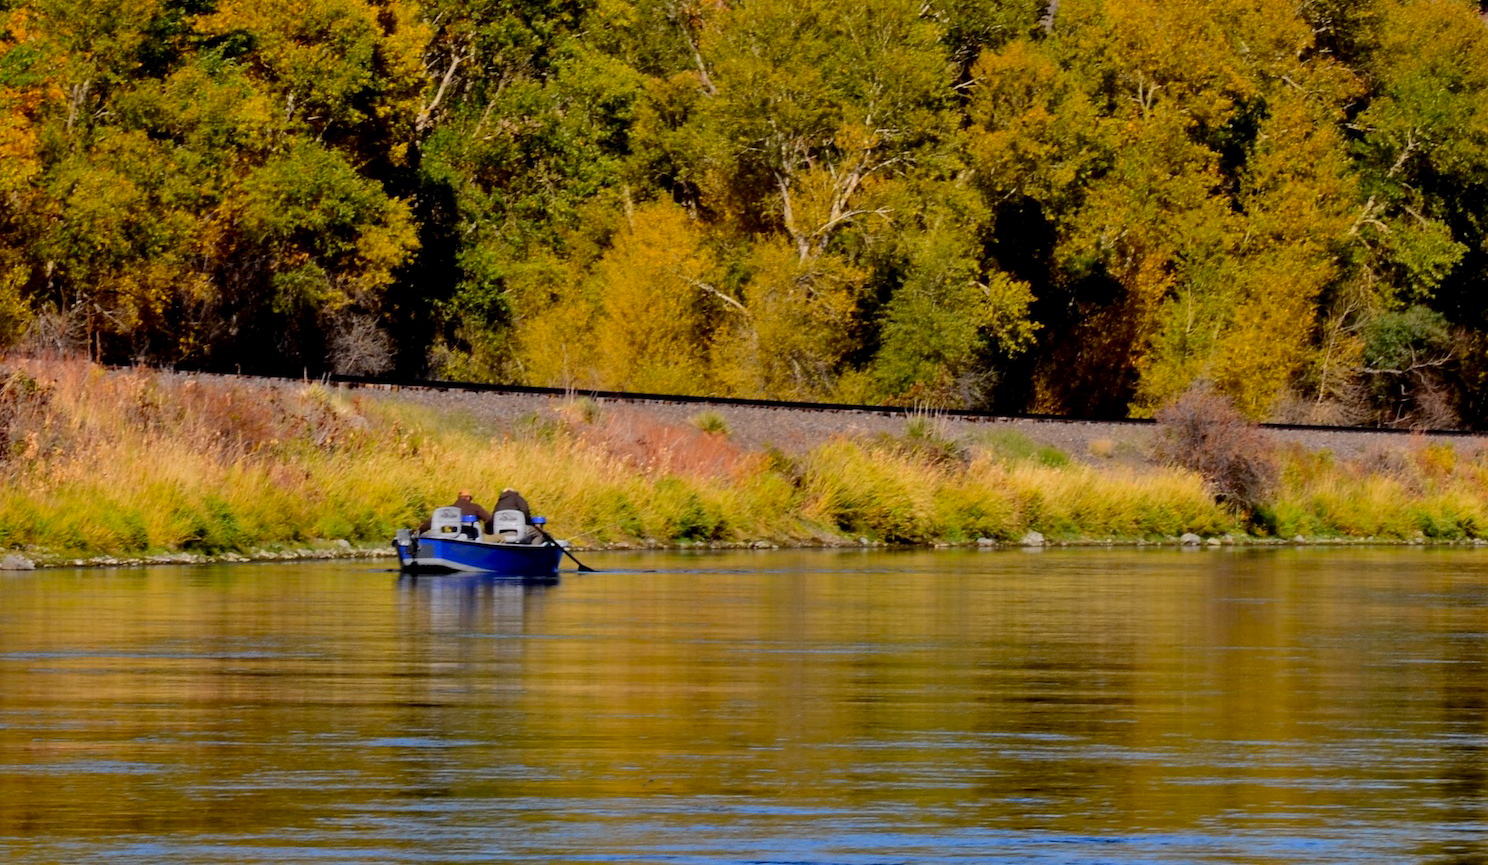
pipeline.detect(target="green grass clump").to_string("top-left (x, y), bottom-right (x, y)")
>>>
top-left (689, 410), bottom-right (730, 436)
top-left (801, 439), bottom-right (947, 543)
top-left (977, 429), bottom-right (1070, 468)
top-left (794, 437), bottom-right (1228, 543)
top-left (1002, 462), bottom-right (1230, 540)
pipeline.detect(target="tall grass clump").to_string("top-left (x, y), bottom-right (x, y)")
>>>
top-left (1268, 441), bottom-right (1488, 539)
top-left (690, 410), bottom-right (730, 436)
top-left (800, 439), bottom-right (957, 542)
top-left (0, 362), bottom-right (486, 556)
top-left (797, 435), bottom-right (1231, 543)
top-left (555, 407), bottom-right (811, 544)
top-left (1000, 460), bottom-right (1232, 539)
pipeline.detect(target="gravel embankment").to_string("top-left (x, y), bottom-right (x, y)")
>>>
top-left (343, 382), bottom-right (1488, 465)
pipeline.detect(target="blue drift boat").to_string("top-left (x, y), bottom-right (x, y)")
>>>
top-left (392, 508), bottom-right (567, 577)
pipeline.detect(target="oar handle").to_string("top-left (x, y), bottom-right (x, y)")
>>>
top-left (532, 521), bottom-right (595, 572)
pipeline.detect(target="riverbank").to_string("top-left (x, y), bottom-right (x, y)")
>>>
top-left (14, 534), bottom-right (1488, 574)
top-left (3, 358), bottom-right (1488, 568)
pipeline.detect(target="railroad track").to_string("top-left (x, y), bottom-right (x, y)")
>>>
top-left (262, 371), bottom-right (1482, 440)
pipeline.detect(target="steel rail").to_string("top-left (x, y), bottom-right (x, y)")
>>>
top-left (179, 369), bottom-right (1485, 439)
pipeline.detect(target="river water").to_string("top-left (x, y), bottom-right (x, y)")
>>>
top-left (1, 547), bottom-right (1486, 863)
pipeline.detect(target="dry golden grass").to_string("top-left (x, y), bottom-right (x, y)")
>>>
top-left (1268, 444), bottom-right (1488, 539)
top-left (6, 358), bottom-right (1488, 559)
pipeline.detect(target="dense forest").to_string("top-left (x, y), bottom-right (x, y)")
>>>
top-left (2, 0), bottom-right (1488, 425)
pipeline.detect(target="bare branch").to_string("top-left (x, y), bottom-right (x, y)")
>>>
top-left (1387, 132), bottom-right (1417, 178)
top-left (1362, 357), bottom-right (1451, 375)
top-left (777, 173), bottom-right (810, 262)
top-left (682, 274), bottom-right (750, 316)
top-left (810, 207), bottom-right (894, 242)
top-left (417, 49), bottom-right (466, 133)
top-left (1348, 195), bottom-right (1380, 236)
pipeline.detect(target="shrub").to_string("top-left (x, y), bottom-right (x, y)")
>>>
top-left (1154, 385), bottom-right (1277, 516)
top-left (978, 428), bottom-right (1068, 467)
top-left (892, 413), bottom-right (967, 467)
top-left (327, 313), bottom-right (394, 376)
top-left (690, 410), bottom-right (730, 436)
top-left (560, 397), bottom-right (603, 425)
top-left (580, 408), bottom-right (748, 479)
top-left (0, 367), bottom-right (48, 460)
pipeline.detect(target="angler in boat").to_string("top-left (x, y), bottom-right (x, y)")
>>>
top-left (394, 487), bottom-right (575, 576)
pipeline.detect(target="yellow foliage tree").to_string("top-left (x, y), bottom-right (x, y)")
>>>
top-left (713, 239), bottom-right (865, 400)
top-left (512, 201), bottom-right (720, 394)
top-left (0, 8), bottom-right (49, 349)
top-left (1209, 93), bottom-right (1358, 416)
top-left (587, 200), bottom-right (720, 394)
top-left (197, 0), bottom-right (428, 158)
top-left (970, 0), bottom-right (1368, 418)
top-left (0, 10), bottom-right (44, 198)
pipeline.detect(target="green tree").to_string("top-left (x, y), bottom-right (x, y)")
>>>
top-left (697, 0), bottom-right (958, 398)
top-left (866, 179), bottom-right (1036, 407)
top-left (420, 0), bottom-right (647, 379)
top-left (11, 0), bottom-right (423, 367)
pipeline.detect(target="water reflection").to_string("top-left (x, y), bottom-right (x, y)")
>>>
top-left (395, 571), bottom-right (556, 637)
top-left (2, 549), bottom-right (1488, 863)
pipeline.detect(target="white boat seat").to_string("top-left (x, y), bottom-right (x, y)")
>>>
top-left (427, 506), bottom-right (466, 538)
top-left (492, 508), bottom-right (530, 543)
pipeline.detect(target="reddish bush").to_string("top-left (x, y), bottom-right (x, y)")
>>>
top-left (576, 408), bottom-right (750, 480)
top-left (1154, 386), bottom-right (1277, 513)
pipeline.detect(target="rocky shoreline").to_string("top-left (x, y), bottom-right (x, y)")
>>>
top-left (8, 531), bottom-right (1488, 572)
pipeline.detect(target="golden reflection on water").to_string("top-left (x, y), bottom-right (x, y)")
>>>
top-left (2, 548), bottom-right (1488, 863)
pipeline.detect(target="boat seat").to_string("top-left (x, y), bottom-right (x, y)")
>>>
top-left (426, 506), bottom-right (465, 538)
top-left (492, 508), bottom-right (530, 544)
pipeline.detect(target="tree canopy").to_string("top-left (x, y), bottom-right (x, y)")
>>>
top-left (4, 0), bottom-right (1488, 426)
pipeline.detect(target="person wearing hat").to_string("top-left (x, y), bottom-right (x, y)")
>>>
top-left (418, 489), bottom-right (494, 534)
top-left (495, 488), bottom-right (532, 522)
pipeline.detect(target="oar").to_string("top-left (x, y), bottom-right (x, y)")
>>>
top-left (531, 519), bottom-right (595, 572)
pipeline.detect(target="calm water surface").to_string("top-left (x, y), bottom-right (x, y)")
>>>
top-left (2, 547), bottom-right (1487, 863)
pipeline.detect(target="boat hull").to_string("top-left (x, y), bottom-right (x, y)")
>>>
top-left (394, 535), bottom-right (564, 577)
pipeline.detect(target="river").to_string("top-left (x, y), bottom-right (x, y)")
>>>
top-left (2, 547), bottom-right (1486, 863)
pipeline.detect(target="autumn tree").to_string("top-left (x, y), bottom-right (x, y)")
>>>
top-left (511, 199), bottom-right (720, 391)
top-left (0, 7), bottom-right (46, 348)
top-left (697, 0), bottom-right (963, 398)
top-left (7, 0), bottom-right (423, 369)
top-left (3, 0), bottom-right (1488, 428)
top-left (969, 0), bottom-right (1365, 419)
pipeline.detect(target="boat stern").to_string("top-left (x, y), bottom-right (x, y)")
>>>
top-left (393, 528), bottom-right (417, 570)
